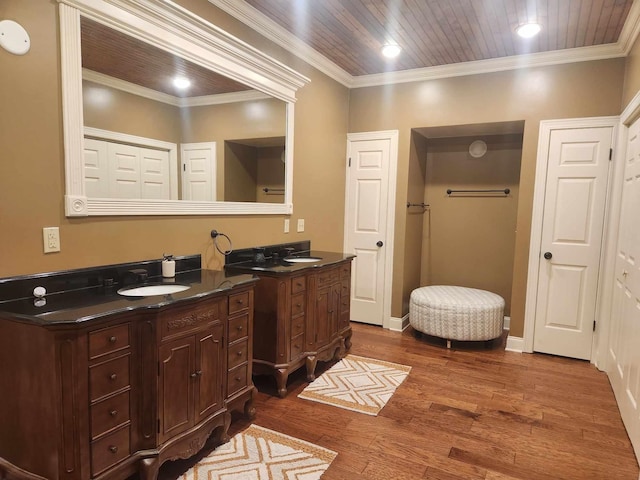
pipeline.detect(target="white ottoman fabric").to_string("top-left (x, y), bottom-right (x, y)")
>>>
top-left (409, 285), bottom-right (505, 342)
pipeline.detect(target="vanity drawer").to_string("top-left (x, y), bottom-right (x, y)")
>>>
top-left (228, 313), bottom-right (249, 344)
top-left (89, 323), bottom-right (130, 360)
top-left (229, 291), bottom-right (250, 315)
top-left (89, 354), bottom-right (130, 402)
top-left (90, 390), bottom-right (130, 440)
top-left (159, 298), bottom-right (223, 340)
top-left (291, 293), bottom-right (305, 317)
top-left (291, 316), bottom-right (305, 338)
top-left (291, 276), bottom-right (306, 294)
top-left (228, 339), bottom-right (248, 370)
top-left (317, 267), bottom-right (339, 286)
top-left (91, 425), bottom-right (131, 477)
top-left (290, 334), bottom-right (304, 359)
top-left (227, 364), bottom-right (248, 397)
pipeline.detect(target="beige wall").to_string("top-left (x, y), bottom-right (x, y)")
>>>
top-left (623, 29), bottom-right (640, 108)
top-left (420, 134), bottom-right (522, 316)
top-left (0, 0), bottom-right (349, 277)
top-left (224, 142), bottom-right (258, 202)
top-left (349, 60), bottom-right (625, 335)
top-left (83, 80), bottom-right (182, 144)
top-left (1, 0), bottom-right (632, 340)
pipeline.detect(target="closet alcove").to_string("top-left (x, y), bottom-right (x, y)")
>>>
top-left (408, 121), bottom-right (524, 317)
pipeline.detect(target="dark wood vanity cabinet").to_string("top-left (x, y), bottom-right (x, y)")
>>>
top-left (252, 259), bottom-right (353, 397)
top-left (0, 283), bottom-right (255, 480)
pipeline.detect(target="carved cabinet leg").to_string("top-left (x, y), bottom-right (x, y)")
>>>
top-left (139, 457), bottom-right (160, 480)
top-left (244, 386), bottom-right (257, 418)
top-left (275, 368), bottom-right (289, 398)
top-left (344, 330), bottom-right (353, 351)
top-left (305, 355), bottom-right (317, 382)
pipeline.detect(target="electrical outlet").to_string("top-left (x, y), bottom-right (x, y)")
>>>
top-left (43, 227), bottom-right (60, 253)
top-left (284, 218), bottom-right (290, 233)
top-left (297, 218), bottom-right (305, 232)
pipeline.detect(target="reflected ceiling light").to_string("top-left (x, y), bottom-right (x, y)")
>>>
top-left (173, 76), bottom-right (191, 89)
top-left (381, 43), bottom-right (401, 59)
top-left (516, 22), bottom-right (541, 38)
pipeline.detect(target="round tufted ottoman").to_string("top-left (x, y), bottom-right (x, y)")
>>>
top-left (409, 285), bottom-right (505, 348)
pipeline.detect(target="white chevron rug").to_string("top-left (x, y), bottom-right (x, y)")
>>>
top-left (298, 354), bottom-right (411, 415)
top-left (179, 424), bottom-right (336, 480)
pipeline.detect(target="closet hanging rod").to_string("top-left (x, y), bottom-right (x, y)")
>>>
top-left (263, 187), bottom-right (285, 195)
top-left (446, 188), bottom-right (510, 195)
top-left (406, 202), bottom-right (429, 208)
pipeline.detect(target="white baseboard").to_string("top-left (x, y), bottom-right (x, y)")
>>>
top-left (506, 335), bottom-right (524, 353)
top-left (388, 314), bottom-right (409, 332)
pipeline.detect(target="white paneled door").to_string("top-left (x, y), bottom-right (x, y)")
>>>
top-left (181, 143), bottom-right (216, 202)
top-left (608, 115), bottom-right (640, 459)
top-left (533, 126), bottom-right (613, 359)
top-left (345, 131), bottom-right (397, 326)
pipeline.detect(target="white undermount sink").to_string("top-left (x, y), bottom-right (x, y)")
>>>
top-left (117, 284), bottom-right (191, 297)
top-left (283, 257), bottom-right (322, 263)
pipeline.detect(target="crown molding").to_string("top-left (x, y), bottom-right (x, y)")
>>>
top-left (618, 0), bottom-right (640, 54)
top-left (351, 43), bottom-right (627, 88)
top-left (83, 69), bottom-right (272, 107)
top-left (207, 0), bottom-right (353, 87)
top-left (210, 0), bottom-right (640, 90)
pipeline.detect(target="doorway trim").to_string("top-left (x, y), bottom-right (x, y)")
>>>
top-left (343, 130), bottom-right (398, 330)
top-left (523, 116), bottom-right (619, 359)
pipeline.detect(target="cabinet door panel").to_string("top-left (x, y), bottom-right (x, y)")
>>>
top-left (315, 287), bottom-right (332, 346)
top-left (195, 325), bottom-right (224, 423)
top-left (159, 338), bottom-right (195, 443)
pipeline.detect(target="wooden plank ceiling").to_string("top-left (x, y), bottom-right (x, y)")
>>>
top-left (243, 0), bottom-right (634, 76)
top-left (80, 17), bottom-right (251, 97)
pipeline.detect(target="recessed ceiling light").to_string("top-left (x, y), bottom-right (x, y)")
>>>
top-left (516, 23), bottom-right (541, 38)
top-left (381, 43), bottom-right (401, 59)
top-left (173, 77), bottom-right (191, 89)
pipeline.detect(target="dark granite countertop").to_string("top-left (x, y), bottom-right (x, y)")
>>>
top-left (225, 250), bottom-right (355, 275)
top-left (0, 269), bottom-right (257, 325)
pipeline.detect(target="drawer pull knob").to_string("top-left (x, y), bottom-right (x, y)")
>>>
top-left (296, 303), bottom-right (302, 307)
top-left (109, 336), bottom-right (117, 343)
top-left (236, 299), bottom-right (244, 304)
top-left (237, 351), bottom-right (243, 356)
top-left (235, 376), bottom-right (242, 381)
top-left (237, 325), bottom-right (243, 331)
top-left (109, 446), bottom-right (118, 454)
top-left (109, 373), bottom-right (117, 381)
top-left (109, 410), bottom-right (118, 417)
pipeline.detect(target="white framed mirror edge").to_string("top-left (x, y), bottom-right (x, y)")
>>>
top-left (58, 0), bottom-right (307, 217)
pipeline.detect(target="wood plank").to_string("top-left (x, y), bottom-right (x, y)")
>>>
top-left (147, 322), bottom-right (638, 480)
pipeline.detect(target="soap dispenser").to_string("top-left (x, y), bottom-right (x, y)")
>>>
top-left (162, 254), bottom-right (176, 278)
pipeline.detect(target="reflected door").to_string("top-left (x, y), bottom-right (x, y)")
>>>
top-left (534, 126), bottom-right (613, 359)
top-left (181, 142), bottom-right (216, 201)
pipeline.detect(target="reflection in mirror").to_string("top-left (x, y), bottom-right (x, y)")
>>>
top-left (80, 16), bottom-right (287, 204)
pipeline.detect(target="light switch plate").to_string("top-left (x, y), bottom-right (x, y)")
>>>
top-left (297, 219), bottom-right (305, 232)
top-left (43, 227), bottom-right (60, 253)
top-left (284, 218), bottom-right (290, 233)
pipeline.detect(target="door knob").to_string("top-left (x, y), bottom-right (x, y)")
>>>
top-left (376, 241), bottom-right (384, 247)
top-left (544, 252), bottom-right (552, 260)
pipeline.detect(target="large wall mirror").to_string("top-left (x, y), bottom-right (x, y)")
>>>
top-left (58, 0), bottom-right (309, 216)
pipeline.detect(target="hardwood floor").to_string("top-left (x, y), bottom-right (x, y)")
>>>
top-left (156, 322), bottom-right (639, 480)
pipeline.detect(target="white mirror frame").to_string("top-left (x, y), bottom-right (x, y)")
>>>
top-left (58, 0), bottom-right (309, 216)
